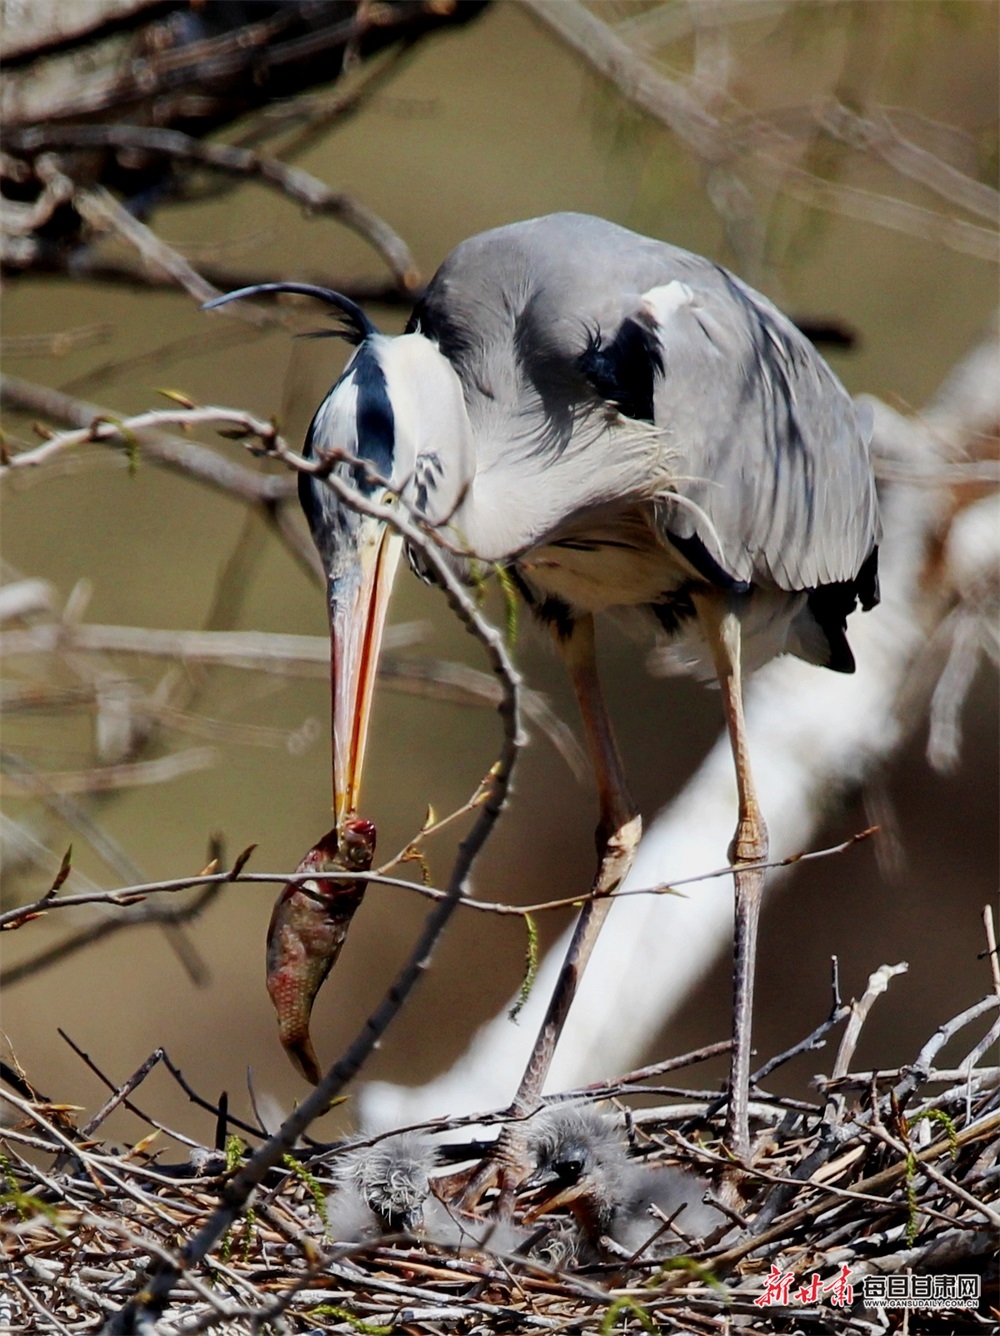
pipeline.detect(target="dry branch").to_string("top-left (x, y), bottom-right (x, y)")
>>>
top-left (88, 456), bottom-right (524, 1333)
top-left (5, 124), bottom-right (419, 291)
top-left (2, 983), bottom-right (995, 1334)
top-left (1, 1), bottom-right (485, 297)
top-left (523, 0), bottom-right (999, 260)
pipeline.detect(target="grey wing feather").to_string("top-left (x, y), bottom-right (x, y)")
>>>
top-left (413, 213), bottom-right (879, 592)
top-left (645, 270), bottom-right (879, 590)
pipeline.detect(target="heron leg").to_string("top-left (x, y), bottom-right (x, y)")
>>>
top-left (472, 616), bottom-right (642, 1215)
top-left (694, 593), bottom-right (769, 1177)
top-left (518, 613), bottom-right (642, 1091)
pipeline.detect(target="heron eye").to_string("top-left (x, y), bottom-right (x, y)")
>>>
top-left (554, 1157), bottom-right (584, 1183)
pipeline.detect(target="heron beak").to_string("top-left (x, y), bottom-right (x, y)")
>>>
top-left (329, 514), bottom-right (403, 829)
top-left (521, 1178), bottom-right (590, 1224)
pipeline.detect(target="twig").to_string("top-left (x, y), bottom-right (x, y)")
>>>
top-left (893, 994), bottom-right (1000, 1101)
top-left (523, 0), bottom-right (999, 261)
top-left (0, 744), bottom-right (209, 986)
top-left (8, 252), bottom-right (412, 304)
top-left (6, 125), bottom-right (418, 289)
top-left (158, 1050), bottom-right (265, 1144)
top-left (521, 0), bottom-right (724, 163)
top-left (0, 827), bottom-right (881, 933)
top-left (753, 1009), bottom-right (851, 1088)
top-left (0, 402), bottom-right (285, 475)
top-left (0, 746), bottom-right (217, 795)
top-left (56, 1033), bottom-right (208, 1151)
top-left (866, 1123), bottom-right (1000, 1229)
top-left (560, 1040), bottom-right (733, 1099)
top-left (9, 1273), bottom-right (74, 1336)
top-left (705, 1108), bottom-right (1000, 1273)
top-left (0, 620), bottom-right (419, 670)
top-left (0, 375), bottom-right (296, 505)
top-left (0, 322), bottom-right (114, 358)
top-left (685, 960), bottom-right (850, 1128)
top-left (0, 883), bottom-right (222, 989)
top-left (817, 100), bottom-right (1000, 223)
top-left (773, 163), bottom-right (998, 262)
top-left (100, 464), bottom-right (523, 1331)
top-left (831, 961), bottom-right (910, 1082)
top-left (72, 184), bottom-right (224, 308)
top-left (984, 904), bottom-right (1000, 997)
top-left (1, 619), bottom-right (584, 774)
top-left (78, 1048), bottom-right (168, 1140)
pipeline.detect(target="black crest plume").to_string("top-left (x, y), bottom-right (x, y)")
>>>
top-left (202, 283), bottom-right (378, 345)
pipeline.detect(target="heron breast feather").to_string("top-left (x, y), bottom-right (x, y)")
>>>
top-left (521, 527), bottom-right (689, 613)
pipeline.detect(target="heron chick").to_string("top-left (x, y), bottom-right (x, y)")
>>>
top-left (326, 1132), bottom-right (438, 1240)
top-left (524, 1105), bottom-right (723, 1262)
top-left (326, 1131), bottom-right (528, 1254)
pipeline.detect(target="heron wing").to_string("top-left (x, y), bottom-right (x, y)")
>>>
top-left (410, 212), bottom-right (879, 593)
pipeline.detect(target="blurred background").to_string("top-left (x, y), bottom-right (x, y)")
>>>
top-left (2, 0), bottom-right (997, 1148)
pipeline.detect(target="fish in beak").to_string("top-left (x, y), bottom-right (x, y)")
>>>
top-left (263, 512), bottom-right (400, 1082)
top-left (204, 283), bottom-right (403, 1079)
top-left (265, 819), bottom-right (376, 1084)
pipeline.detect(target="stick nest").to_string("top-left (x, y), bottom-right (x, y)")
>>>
top-left (3, 989), bottom-right (998, 1335)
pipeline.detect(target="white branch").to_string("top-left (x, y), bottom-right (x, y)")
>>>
top-left (361, 315), bottom-right (999, 1129)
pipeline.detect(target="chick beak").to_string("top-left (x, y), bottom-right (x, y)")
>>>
top-left (329, 515), bottom-right (403, 829)
top-left (521, 1176), bottom-right (591, 1225)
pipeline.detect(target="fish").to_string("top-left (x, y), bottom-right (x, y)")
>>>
top-left (265, 819), bottom-right (376, 1083)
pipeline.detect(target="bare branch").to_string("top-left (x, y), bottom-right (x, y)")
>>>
top-left (522, 0), bottom-right (999, 261)
top-left (817, 100), bottom-right (1000, 224)
top-left (73, 183), bottom-right (223, 306)
top-left (5, 124), bottom-right (419, 289)
top-left (0, 322), bottom-right (115, 358)
top-left (1, 746), bottom-right (217, 796)
top-left (522, 0), bottom-right (725, 163)
top-left (831, 961), bottom-right (910, 1082)
top-left (0, 375), bottom-right (295, 504)
top-left (0, 825), bottom-right (881, 935)
top-left (0, 401), bottom-right (285, 474)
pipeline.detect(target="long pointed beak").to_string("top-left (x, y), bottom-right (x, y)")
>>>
top-left (329, 515), bottom-right (403, 829)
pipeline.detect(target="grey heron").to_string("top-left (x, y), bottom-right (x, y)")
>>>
top-left (524, 1104), bottom-right (724, 1262)
top-left (206, 212), bottom-right (880, 1170)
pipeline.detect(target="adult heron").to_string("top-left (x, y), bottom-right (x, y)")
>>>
top-left (206, 212), bottom-right (880, 1166)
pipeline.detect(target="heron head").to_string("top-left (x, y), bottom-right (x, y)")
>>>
top-left (523, 1106), bottom-right (628, 1228)
top-left (344, 1131), bottom-right (437, 1235)
top-left (204, 284), bottom-right (473, 829)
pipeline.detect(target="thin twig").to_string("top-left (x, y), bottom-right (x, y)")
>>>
top-left (100, 468), bottom-right (523, 1331)
top-left (832, 961), bottom-right (910, 1081)
top-left (983, 904), bottom-right (1000, 997)
top-left (0, 375), bottom-right (296, 505)
top-left (6, 125), bottom-right (418, 289)
top-left (0, 826), bottom-right (880, 933)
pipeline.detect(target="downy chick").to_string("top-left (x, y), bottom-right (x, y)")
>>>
top-left (326, 1132), bottom-right (437, 1241)
top-left (525, 1105), bottom-right (723, 1263)
top-left (326, 1132), bottom-right (524, 1255)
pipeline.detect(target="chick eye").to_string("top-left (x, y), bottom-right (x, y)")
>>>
top-left (554, 1157), bottom-right (584, 1183)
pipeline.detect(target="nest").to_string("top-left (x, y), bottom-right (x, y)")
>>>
top-left (3, 980), bottom-right (998, 1336)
